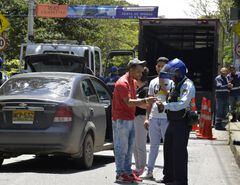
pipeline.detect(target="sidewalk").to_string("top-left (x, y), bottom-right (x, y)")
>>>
top-left (228, 121), bottom-right (240, 168)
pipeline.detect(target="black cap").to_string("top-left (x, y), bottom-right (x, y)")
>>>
top-left (127, 58), bottom-right (146, 69)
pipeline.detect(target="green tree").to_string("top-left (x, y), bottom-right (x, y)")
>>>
top-left (0, 0), bottom-right (138, 72)
top-left (233, 0), bottom-right (240, 7)
top-left (188, 0), bottom-right (234, 66)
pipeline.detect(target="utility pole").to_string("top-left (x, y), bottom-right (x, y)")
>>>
top-left (27, 0), bottom-right (35, 43)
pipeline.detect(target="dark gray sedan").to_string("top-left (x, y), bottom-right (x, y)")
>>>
top-left (0, 72), bottom-right (113, 169)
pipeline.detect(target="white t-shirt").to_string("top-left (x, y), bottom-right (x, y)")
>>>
top-left (148, 77), bottom-right (174, 119)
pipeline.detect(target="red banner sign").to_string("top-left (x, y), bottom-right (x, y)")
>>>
top-left (36, 4), bottom-right (68, 18)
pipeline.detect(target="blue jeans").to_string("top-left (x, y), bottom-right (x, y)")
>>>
top-left (112, 119), bottom-right (135, 176)
top-left (215, 97), bottom-right (229, 123)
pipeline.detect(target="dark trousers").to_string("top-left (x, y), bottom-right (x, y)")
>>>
top-left (163, 120), bottom-right (191, 185)
top-left (215, 97), bottom-right (229, 125)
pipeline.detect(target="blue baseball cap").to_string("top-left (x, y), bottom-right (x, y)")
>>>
top-left (110, 66), bottom-right (118, 73)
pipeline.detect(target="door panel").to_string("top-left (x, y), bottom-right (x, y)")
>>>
top-left (81, 79), bottom-right (106, 147)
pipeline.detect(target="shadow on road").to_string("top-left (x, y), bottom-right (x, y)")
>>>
top-left (0, 154), bottom-right (115, 174)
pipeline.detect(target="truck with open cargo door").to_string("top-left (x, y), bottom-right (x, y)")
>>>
top-left (20, 42), bottom-right (103, 77)
top-left (138, 19), bottom-right (223, 110)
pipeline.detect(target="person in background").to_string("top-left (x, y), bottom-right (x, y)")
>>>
top-left (155, 58), bottom-right (195, 185)
top-left (0, 57), bottom-right (8, 85)
top-left (133, 67), bottom-right (149, 177)
top-left (140, 57), bottom-right (173, 180)
top-left (215, 67), bottom-right (232, 130)
top-left (105, 66), bottom-right (120, 84)
top-left (227, 65), bottom-right (240, 122)
top-left (118, 66), bottom-right (127, 76)
top-left (0, 57), bottom-right (3, 70)
top-left (112, 58), bottom-right (156, 183)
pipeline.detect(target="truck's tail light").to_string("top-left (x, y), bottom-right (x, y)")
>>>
top-left (54, 106), bottom-right (73, 122)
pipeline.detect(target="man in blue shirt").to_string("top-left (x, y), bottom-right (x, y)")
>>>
top-left (105, 66), bottom-right (120, 84)
top-left (227, 65), bottom-right (240, 122)
top-left (215, 67), bottom-right (231, 130)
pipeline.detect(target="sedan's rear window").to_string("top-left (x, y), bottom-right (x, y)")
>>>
top-left (0, 77), bottom-right (71, 97)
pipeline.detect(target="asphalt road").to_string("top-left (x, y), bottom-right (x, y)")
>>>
top-left (0, 130), bottom-right (239, 185)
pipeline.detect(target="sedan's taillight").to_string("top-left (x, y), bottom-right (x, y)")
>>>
top-left (54, 106), bottom-right (73, 122)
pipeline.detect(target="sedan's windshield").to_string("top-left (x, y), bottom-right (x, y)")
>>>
top-left (0, 77), bottom-right (71, 97)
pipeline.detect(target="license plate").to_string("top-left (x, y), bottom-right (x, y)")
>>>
top-left (12, 110), bottom-right (35, 124)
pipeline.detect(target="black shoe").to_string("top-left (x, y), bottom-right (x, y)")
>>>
top-left (215, 126), bottom-right (226, 131)
top-left (155, 179), bottom-right (173, 184)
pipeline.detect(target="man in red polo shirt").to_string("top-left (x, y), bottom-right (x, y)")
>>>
top-left (112, 58), bottom-right (156, 183)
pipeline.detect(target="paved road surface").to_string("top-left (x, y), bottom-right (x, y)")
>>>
top-left (0, 130), bottom-right (239, 185)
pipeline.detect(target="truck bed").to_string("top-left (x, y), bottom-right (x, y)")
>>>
top-left (139, 19), bottom-right (223, 110)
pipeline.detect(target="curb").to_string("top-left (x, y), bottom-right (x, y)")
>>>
top-left (230, 140), bottom-right (240, 168)
top-left (229, 122), bottom-right (240, 168)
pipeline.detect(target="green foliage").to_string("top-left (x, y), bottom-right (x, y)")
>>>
top-left (0, 0), bottom-right (138, 73)
top-left (233, 0), bottom-right (240, 7)
top-left (2, 59), bottom-right (22, 76)
top-left (188, 0), bottom-right (234, 66)
top-left (223, 45), bottom-right (233, 65)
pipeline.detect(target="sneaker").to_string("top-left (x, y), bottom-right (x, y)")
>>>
top-left (129, 173), bottom-right (142, 182)
top-left (115, 173), bottom-right (133, 183)
top-left (133, 168), bottom-right (144, 176)
top-left (139, 170), bottom-right (153, 179)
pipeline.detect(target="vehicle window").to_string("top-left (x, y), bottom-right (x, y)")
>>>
top-left (27, 54), bottom-right (85, 73)
top-left (81, 79), bottom-right (98, 102)
top-left (84, 50), bottom-right (89, 67)
top-left (91, 79), bottom-right (111, 105)
top-left (0, 77), bottom-right (71, 97)
top-left (91, 51), bottom-right (94, 73)
top-left (95, 51), bottom-right (100, 76)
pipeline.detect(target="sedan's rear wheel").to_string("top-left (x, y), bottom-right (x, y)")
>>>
top-left (76, 134), bottom-right (94, 169)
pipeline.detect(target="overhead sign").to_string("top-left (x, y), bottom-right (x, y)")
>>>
top-left (233, 22), bottom-right (240, 37)
top-left (67, 6), bottom-right (159, 19)
top-left (0, 36), bottom-right (6, 51)
top-left (0, 13), bottom-right (10, 33)
top-left (36, 4), bottom-right (159, 19)
top-left (36, 4), bottom-right (68, 18)
top-left (235, 42), bottom-right (240, 57)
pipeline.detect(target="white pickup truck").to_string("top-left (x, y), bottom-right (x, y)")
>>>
top-left (20, 41), bottom-right (103, 77)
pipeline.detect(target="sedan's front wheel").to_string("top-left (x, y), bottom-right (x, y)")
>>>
top-left (76, 134), bottom-right (94, 169)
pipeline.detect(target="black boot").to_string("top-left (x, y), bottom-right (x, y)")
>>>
top-left (215, 122), bottom-right (226, 130)
top-left (231, 114), bottom-right (237, 122)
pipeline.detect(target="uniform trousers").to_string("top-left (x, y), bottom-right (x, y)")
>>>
top-left (163, 119), bottom-right (191, 185)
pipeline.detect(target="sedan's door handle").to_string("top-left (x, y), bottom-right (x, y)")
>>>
top-left (89, 108), bottom-right (94, 118)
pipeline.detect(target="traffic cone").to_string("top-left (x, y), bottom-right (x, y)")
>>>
top-left (196, 97), bottom-right (207, 137)
top-left (197, 100), bottom-right (216, 140)
top-left (190, 98), bottom-right (199, 131)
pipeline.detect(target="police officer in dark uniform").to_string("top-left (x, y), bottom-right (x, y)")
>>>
top-left (155, 58), bottom-right (195, 185)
